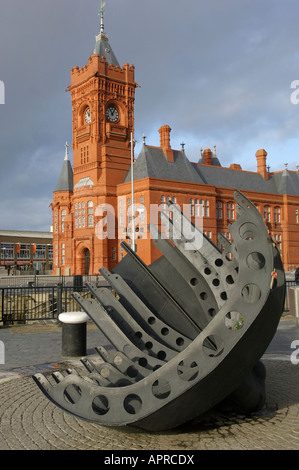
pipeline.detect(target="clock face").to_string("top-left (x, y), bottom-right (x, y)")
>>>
top-left (85, 108), bottom-right (91, 124)
top-left (106, 106), bottom-right (119, 123)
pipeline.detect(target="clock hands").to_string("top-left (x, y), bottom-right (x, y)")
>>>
top-left (106, 106), bottom-right (119, 122)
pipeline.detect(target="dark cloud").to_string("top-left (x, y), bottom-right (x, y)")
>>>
top-left (0, 0), bottom-right (299, 230)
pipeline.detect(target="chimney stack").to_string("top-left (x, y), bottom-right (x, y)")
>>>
top-left (159, 125), bottom-right (174, 162)
top-left (256, 149), bottom-right (268, 180)
top-left (203, 148), bottom-right (212, 165)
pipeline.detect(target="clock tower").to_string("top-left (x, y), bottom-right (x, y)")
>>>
top-left (53, 3), bottom-right (138, 275)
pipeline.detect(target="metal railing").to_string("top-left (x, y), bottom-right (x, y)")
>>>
top-left (0, 278), bottom-right (296, 326)
top-left (0, 277), bottom-right (107, 325)
top-left (0, 274), bottom-right (102, 288)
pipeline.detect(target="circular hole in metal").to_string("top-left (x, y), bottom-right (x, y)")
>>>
top-left (202, 335), bottom-right (224, 358)
top-left (215, 258), bottom-right (223, 267)
top-left (239, 222), bottom-right (257, 241)
top-left (157, 350), bottom-right (166, 361)
top-left (126, 366), bottom-right (139, 378)
top-left (204, 267), bottom-right (211, 275)
top-left (225, 311), bottom-right (244, 331)
top-left (208, 308), bottom-right (216, 317)
top-left (200, 292), bottom-right (207, 300)
top-left (177, 360), bottom-right (199, 381)
top-left (135, 331), bottom-right (142, 339)
top-left (148, 317), bottom-right (156, 325)
top-left (220, 291), bottom-right (227, 301)
top-left (63, 384), bottom-right (82, 405)
top-left (145, 341), bottom-right (153, 350)
top-left (92, 395), bottom-right (109, 415)
top-left (123, 394), bottom-right (142, 415)
top-left (190, 278), bottom-right (198, 286)
top-left (176, 337), bottom-right (184, 346)
top-left (241, 284), bottom-right (261, 303)
top-left (246, 252), bottom-right (266, 270)
top-left (212, 278), bottom-right (220, 287)
top-left (152, 379), bottom-right (171, 400)
top-left (138, 357), bottom-right (148, 368)
top-left (161, 327), bottom-right (169, 336)
top-left (226, 275), bottom-right (234, 285)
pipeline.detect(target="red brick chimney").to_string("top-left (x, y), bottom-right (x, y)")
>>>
top-left (256, 149), bottom-right (268, 180)
top-left (159, 125), bottom-right (174, 162)
top-left (203, 148), bottom-right (212, 165)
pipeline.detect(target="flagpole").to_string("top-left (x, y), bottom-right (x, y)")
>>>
top-left (131, 132), bottom-right (135, 252)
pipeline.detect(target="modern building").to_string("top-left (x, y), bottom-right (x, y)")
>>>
top-left (0, 230), bottom-right (53, 273)
top-left (52, 5), bottom-right (299, 275)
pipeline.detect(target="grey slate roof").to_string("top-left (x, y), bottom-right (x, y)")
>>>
top-left (124, 145), bottom-right (205, 185)
top-left (92, 32), bottom-right (119, 66)
top-left (273, 170), bottom-right (299, 196)
top-left (198, 154), bottom-right (222, 167)
top-left (124, 144), bottom-right (299, 196)
top-left (55, 155), bottom-right (73, 192)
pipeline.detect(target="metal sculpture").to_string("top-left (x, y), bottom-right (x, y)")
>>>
top-left (33, 191), bottom-right (285, 431)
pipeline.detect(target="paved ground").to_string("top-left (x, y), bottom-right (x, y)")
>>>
top-left (0, 316), bottom-right (299, 451)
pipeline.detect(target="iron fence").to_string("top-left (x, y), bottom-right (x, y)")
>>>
top-left (0, 274), bottom-right (102, 288)
top-left (0, 279), bottom-right (105, 325)
top-left (0, 279), bottom-right (297, 326)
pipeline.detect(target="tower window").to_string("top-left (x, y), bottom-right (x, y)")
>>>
top-left (61, 210), bottom-right (66, 233)
top-left (80, 146), bottom-right (89, 164)
top-left (88, 201), bottom-right (94, 227)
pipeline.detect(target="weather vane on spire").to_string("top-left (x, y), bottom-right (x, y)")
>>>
top-left (99, 1), bottom-right (106, 33)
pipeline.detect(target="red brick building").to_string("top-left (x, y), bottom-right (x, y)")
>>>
top-left (52, 7), bottom-right (299, 275)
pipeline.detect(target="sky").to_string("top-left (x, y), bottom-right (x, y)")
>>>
top-left (0, 0), bottom-right (299, 231)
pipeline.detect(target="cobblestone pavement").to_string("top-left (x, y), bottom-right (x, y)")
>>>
top-left (0, 320), bottom-right (299, 450)
top-left (0, 359), bottom-right (299, 450)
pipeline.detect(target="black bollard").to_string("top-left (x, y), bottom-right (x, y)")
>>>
top-left (59, 312), bottom-right (89, 357)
